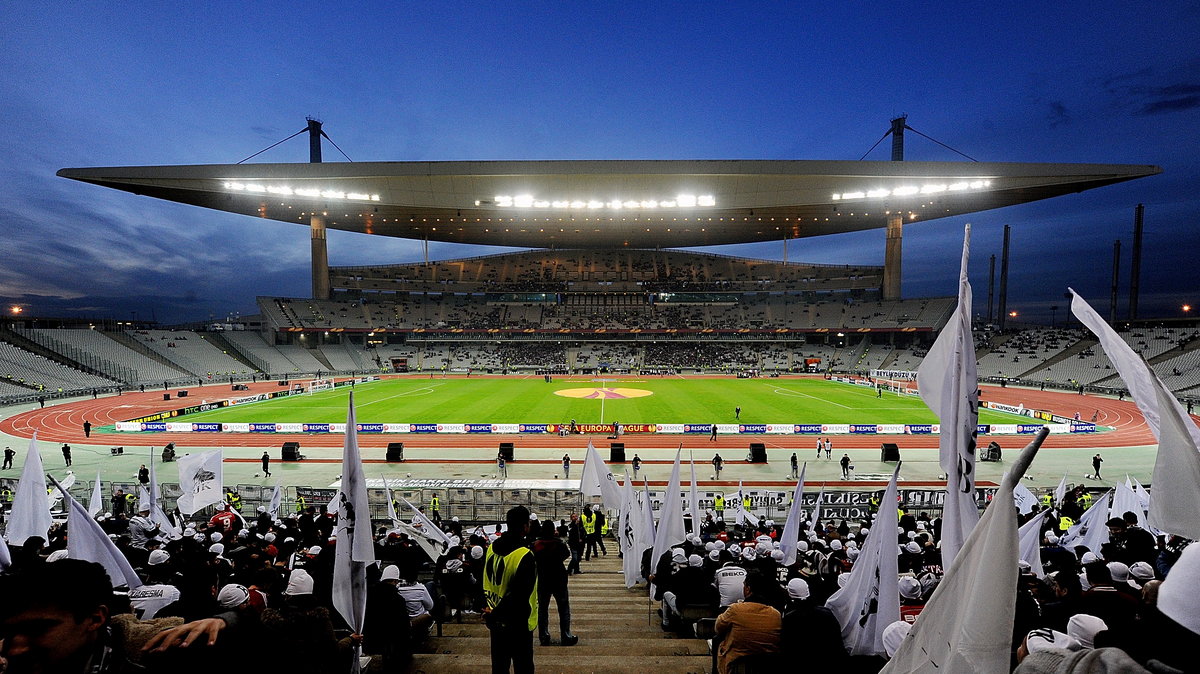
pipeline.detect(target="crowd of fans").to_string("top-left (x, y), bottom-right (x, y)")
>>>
top-left (645, 488), bottom-right (1197, 673)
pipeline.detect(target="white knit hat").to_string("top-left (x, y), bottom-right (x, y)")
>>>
top-left (1067, 614), bottom-right (1107, 649)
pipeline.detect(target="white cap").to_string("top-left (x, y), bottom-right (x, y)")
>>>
top-left (286, 569), bottom-right (314, 595)
top-left (148, 550), bottom-right (170, 565)
top-left (1129, 561), bottom-right (1155, 585)
top-left (217, 584), bottom-right (250, 609)
top-left (671, 549), bottom-right (687, 564)
top-left (786, 578), bottom-right (811, 600)
top-left (1081, 551), bottom-right (1099, 565)
top-left (688, 554), bottom-right (704, 568)
top-left (741, 547), bottom-right (757, 561)
top-left (830, 540), bottom-right (843, 551)
top-left (208, 543), bottom-right (225, 555)
top-left (883, 621), bottom-right (912, 657)
top-left (256, 505), bottom-right (267, 513)
top-left (797, 541), bottom-right (809, 552)
top-left (770, 549), bottom-right (784, 562)
top-left (708, 549), bottom-right (720, 561)
top-left (264, 533), bottom-right (276, 543)
top-left (183, 528), bottom-right (196, 537)
top-left (905, 542), bottom-right (921, 554)
top-left (307, 545), bottom-right (322, 555)
top-left (1106, 561), bottom-right (1130, 583)
top-left (380, 565), bottom-right (401, 581)
top-left (452, 516), bottom-right (460, 522)
top-left (1067, 614), bottom-right (1108, 649)
top-left (193, 533), bottom-right (206, 543)
top-left (471, 545), bottom-right (484, 560)
top-left (898, 576), bottom-right (921, 599)
top-left (210, 532), bottom-right (223, 543)
top-left (47, 549), bottom-right (69, 562)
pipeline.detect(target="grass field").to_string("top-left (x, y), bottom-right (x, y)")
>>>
top-left (179, 376), bottom-right (1028, 426)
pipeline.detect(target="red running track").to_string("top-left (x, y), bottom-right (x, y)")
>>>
top-left (0, 380), bottom-right (1169, 452)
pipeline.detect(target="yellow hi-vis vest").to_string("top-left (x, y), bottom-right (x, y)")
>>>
top-left (483, 545), bottom-right (538, 631)
top-left (431, 496), bottom-right (440, 511)
top-left (1059, 516), bottom-right (1075, 531)
top-left (1080, 493), bottom-right (1093, 508)
top-left (1041, 494), bottom-right (1053, 508)
top-left (600, 519), bottom-right (609, 535)
top-left (714, 495), bottom-right (725, 511)
top-left (581, 512), bottom-right (596, 534)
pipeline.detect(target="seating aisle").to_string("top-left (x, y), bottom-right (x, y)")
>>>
top-left (407, 553), bottom-right (710, 673)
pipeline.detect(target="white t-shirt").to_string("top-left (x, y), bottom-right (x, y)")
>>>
top-left (712, 565), bottom-right (747, 607)
top-left (129, 584), bottom-right (181, 619)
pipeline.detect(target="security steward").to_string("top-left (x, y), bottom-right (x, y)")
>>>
top-left (581, 507), bottom-right (599, 560)
top-left (226, 490), bottom-right (242, 512)
top-left (714, 493), bottom-right (725, 520)
top-left (484, 505), bottom-right (538, 674)
top-left (430, 494), bottom-right (442, 524)
top-left (295, 494), bottom-right (307, 514)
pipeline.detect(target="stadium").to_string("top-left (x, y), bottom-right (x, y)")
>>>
top-left (2, 122), bottom-right (1196, 672)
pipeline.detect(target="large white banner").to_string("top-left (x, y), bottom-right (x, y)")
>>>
top-left (176, 450), bottom-right (224, 515)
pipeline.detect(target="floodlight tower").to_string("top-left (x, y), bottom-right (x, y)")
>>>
top-left (307, 118), bottom-right (331, 300)
top-left (881, 116), bottom-right (908, 300)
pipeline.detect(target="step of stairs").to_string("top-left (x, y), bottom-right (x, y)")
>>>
top-left (406, 552), bottom-right (711, 673)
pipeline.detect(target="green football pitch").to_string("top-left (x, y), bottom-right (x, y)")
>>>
top-left (179, 376), bottom-right (1028, 426)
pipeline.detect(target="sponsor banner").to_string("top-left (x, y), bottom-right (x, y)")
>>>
top-left (549, 423), bottom-right (654, 434)
top-left (140, 422), bottom-right (167, 432)
top-left (190, 422), bottom-right (222, 433)
top-left (302, 423), bottom-right (331, 433)
top-left (906, 424), bottom-right (934, 434)
top-left (656, 424), bottom-right (684, 434)
top-left (278, 423), bottom-right (303, 433)
top-left (520, 424), bottom-right (550, 433)
top-left (224, 423), bottom-right (250, 433)
top-left (115, 422), bottom-right (139, 432)
top-left (381, 424), bottom-right (405, 433)
top-left (990, 424), bottom-right (1017, 434)
top-left (1018, 424), bottom-right (1046, 434)
top-left (355, 423), bottom-right (385, 433)
top-left (717, 424), bottom-right (740, 434)
top-left (738, 424), bottom-right (768, 434)
top-left (493, 424), bottom-right (520, 434)
top-left (164, 423), bottom-right (189, 432)
top-left (1048, 424), bottom-right (1073, 434)
top-left (230, 393), bottom-right (271, 406)
top-left (877, 424), bottom-right (906, 434)
top-left (407, 423), bottom-right (437, 433)
top-left (822, 424), bottom-right (850, 434)
top-left (985, 401), bottom-right (1027, 416)
top-left (331, 424), bottom-right (347, 433)
top-left (977, 424), bottom-right (991, 435)
top-left (295, 487), bottom-right (337, 504)
top-left (1071, 423), bottom-right (1096, 433)
top-left (683, 423), bottom-right (713, 434)
top-left (466, 423), bottom-right (493, 433)
top-left (439, 423), bottom-right (466, 434)
top-left (850, 424), bottom-right (877, 434)
top-left (250, 423), bottom-right (279, 433)
top-left (127, 409), bottom-right (180, 423)
top-left (765, 424), bottom-right (793, 434)
top-left (794, 424), bottom-right (823, 434)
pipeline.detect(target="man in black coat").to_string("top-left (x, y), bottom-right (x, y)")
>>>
top-left (531, 521), bottom-right (577, 646)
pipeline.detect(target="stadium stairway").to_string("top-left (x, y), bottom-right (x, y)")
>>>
top-left (406, 553), bottom-right (710, 673)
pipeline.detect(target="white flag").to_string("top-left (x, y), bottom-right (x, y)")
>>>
top-left (825, 463), bottom-right (901, 656)
top-left (147, 454), bottom-right (177, 539)
top-left (882, 428), bottom-right (1048, 673)
top-left (1060, 491), bottom-right (1111, 555)
top-left (51, 475), bottom-right (143, 590)
top-left (1018, 511), bottom-right (1050, 578)
top-left (392, 519), bottom-right (443, 562)
top-left (88, 471), bottom-right (103, 517)
top-left (649, 448), bottom-right (686, 592)
top-left (6, 433), bottom-right (53, 546)
top-left (1147, 381), bottom-right (1200, 539)
top-left (382, 476), bottom-right (399, 524)
top-left (917, 224), bottom-right (980, 566)
top-left (731, 481), bottom-right (754, 527)
top-left (641, 476), bottom-right (657, 549)
top-left (1070, 289), bottom-right (1200, 446)
top-left (580, 440), bottom-right (624, 512)
top-left (1013, 483), bottom-right (1039, 516)
top-left (780, 463), bottom-right (807, 566)
top-left (46, 471), bottom-right (75, 511)
top-left (1111, 478), bottom-right (1141, 525)
top-left (402, 497), bottom-right (453, 547)
top-left (268, 479), bottom-right (283, 518)
top-left (0, 528), bottom-right (10, 568)
top-left (176, 450), bottom-right (223, 515)
top-left (688, 451), bottom-right (701, 536)
top-left (809, 485), bottom-right (824, 535)
top-left (1054, 475), bottom-right (1068, 508)
top-left (332, 392), bottom-right (374, 670)
top-left (620, 472), bottom-right (644, 587)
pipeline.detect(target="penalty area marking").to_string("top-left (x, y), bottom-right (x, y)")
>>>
top-left (356, 382), bottom-right (448, 407)
top-left (767, 385), bottom-right (851, 409)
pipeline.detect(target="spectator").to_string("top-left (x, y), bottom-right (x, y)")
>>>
top-left (712, 570), bottom-right (782, 673)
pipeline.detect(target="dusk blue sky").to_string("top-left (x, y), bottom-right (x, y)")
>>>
top-left (2, 2), bottom-right (1197, 325)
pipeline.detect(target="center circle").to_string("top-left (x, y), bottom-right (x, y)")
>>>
top-left (554, 387), bottom-right (654, 399)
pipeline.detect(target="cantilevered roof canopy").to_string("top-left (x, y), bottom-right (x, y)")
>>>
top-left (58, 160), bottom-right (1159, 248)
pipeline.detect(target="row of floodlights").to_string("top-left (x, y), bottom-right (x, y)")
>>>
top-left (833, 180), bottom-right (991, 201)
top-left (480, 194), bottom-right (717, 209)
top-left (223, 182), bottom-right (380, 201)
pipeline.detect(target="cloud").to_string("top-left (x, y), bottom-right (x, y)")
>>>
top-left (1140, 94), bottom-right (1200, 115)
top-left (1046, 101), bottom-right (1071, 127)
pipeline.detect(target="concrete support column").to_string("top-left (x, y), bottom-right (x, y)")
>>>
top-left (883, 214), bottom-right (903, 300)
top-left (311, 215), bottom-right (330, 300)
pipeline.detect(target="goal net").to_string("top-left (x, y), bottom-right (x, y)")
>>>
top-left (303, 379), bottom-right (335, 395)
